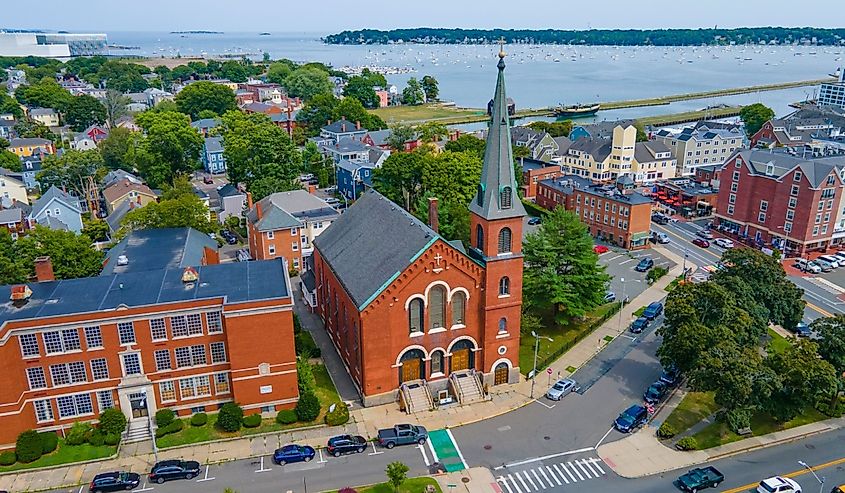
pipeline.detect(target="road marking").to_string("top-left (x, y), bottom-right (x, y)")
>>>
top-left (135, 484), bottom-right (154, 493)
top-left (532, 399), bottom-right (555, 409)
top-left (545, 466), bottom-right (561, 486)
top-left (368, 441), bottom-right (384, 456)
top-left (576, 460), bottom-right (593, 478)
top-left (589, 457), bottom-right (606, 475)
top-left (560, 462), bottom-right (577, 482)
top-left (619, 258), bottom-right (636, 265)
top-left (497, 476), bottom-right (515, 493)
top-left (620, 334), bottom-right (637, 341)
top-left (595, 427), bottom-right (614, 449)
top-left (553, 464), bottom-right (569, 484)
top-left (507, 474), bottom-right (522, 493)
top-left (255, 456), bottom-right (272, 473)
top-left (606, 254), bottom-right (624, 262)
top-left (515, 471), bottom-right (530, 492)
top-left (497, 446), bottom-right (595, 469)
top-left (426, 437), bottom-right (440, 463)
top-left (568, 461), bottom-right (585, 481)
top-left (318, 448), bottom-right (327, 463)
top-left (806, 301), bottom-right (834, 317)
top-left (418, 443), bottom-right (430, 466)
top-left (582, 459), bottom-right (600, 477)
top-left (445, 428), bottom-right (469, 470)
top-left (810, 277), bottom-right (845, 294)
top-left (531, 469), bottom-right (546, 489)
top-left (538, 466), bottom-right (552, 487)
top-left (78, 487), bottom-right (83, 493)
top-left (720, 455), bottom-right (845, 493)
top-left (196, 465), bottom-right (215, 482)
top-left (523, 470), bottom-right (538, 490)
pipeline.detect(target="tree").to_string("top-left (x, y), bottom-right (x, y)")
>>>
top-left (740, 103), bottom-right (775, 137)
top-left (527, 120), bottom-right (573, 138)
top-left (0, 150), bottom-right (20, 171)
top-left (135, 111), bottom-right (203, 187)
top-left (82, 216), bottom-right (111, 242)
top-left (14, 120), bottom-right (55, 140)
top-left (445, 134), bottom-right (486, 157)
top-left (64, 95), bottom-right (107, 131)
top-left (522, 207), bottom-right (610, 323)
top-left (15, 430), bottom-right (43, 463)
top-left (15, 77), bottom-right (72, 111)
top-left (811, 315), bottom-right (845, 373)
top-left (99, 127), bottom-right (140, 171)
top-left (15, 226), bottom-right (104, 280)
top-left (359, 68), bottom-right (387, 88)
top-left (121, 193), bottom-right (213, 235)
top-left (386, 123), bottom-right (416, 151)
top-left (762, 339), bottom-right (838, 421)
top-left (633, 122), bottom-right (649, 142)
top-left (294, 391), bottom-right (321, 422)
top-left (174, 81), bottom-right (237, 120)
top-left (297, 94), bottom-right (386, 137)
top-left (421, 75), bottom-right (439, 101)
top-left (343, 76), bottom-right (379, 109)
top-left (385, 461), bottom-right (410, 492)
top-left (284, 67), bottom-right (332, 101)
top-left (38, 149), bottom-right (104, 197)
top-left (416, 122), bottom-right (448, 143)
top-left (102, 89), bottom-right (129, 127)
top-left (401, 77), bottom-right (425, 105)
top-left (0, 93), bottom-right (23, 119)
top-left (220, 60), bottom-right (249, 83)
top-left (372, 151), bottom-right (426, 211)
top-left (0, 230), bottom-right (27, 285)
top-left (266, 61), bottom-right (293, 85)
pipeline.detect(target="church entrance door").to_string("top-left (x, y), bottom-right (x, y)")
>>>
top-left (401, 358), bottom-right (421, 383)
top-left (451, 349), bottom-right (470, 372)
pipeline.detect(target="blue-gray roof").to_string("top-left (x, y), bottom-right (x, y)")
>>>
top-left (217, 183), bottom-right (243, 198)
top-left (205, 136), bottom-right (224, 153)
top-left (0, 259), bottom-right (290, 327)
top-left (540, 175), bottom-right (652, 205)
top-left (191, 118), bottom-right (220, 129)
top-left (102, 227), bottom-right (217, 275)
top-left (321, 119), bottom-right (366, 135)
top-left (30, 186), bottom-right (81, 218)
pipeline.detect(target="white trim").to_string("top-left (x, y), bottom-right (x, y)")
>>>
top-left (427, 327), bottom-right (447, 335)
top-left (490, 357), bottom-right (513, 373)
top-left (447, 335), bottom-right (479, 354)
top-left (394, 345), bottom-right (429, 366)
top-left (423, 280), bottom-right (451, 300)
top-left (449, 286), bottom-right (470, 302)
top-left (404, 293), bottom-right (427, 310)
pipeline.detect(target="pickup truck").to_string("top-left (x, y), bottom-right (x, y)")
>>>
top-left (677, 466), bottom-right (724, 492)
top-left (377, 424), bottom-right (428, 449)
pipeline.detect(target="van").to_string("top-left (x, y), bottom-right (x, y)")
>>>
top-left (818, 255), bottom-right (840, 268)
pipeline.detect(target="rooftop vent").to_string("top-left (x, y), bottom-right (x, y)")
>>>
top-left (182, 267), bottom-right (199, 283)
top-left (9, 285), bottom-right (32, 301)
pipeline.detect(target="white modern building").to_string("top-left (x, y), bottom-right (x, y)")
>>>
top-left (0, 33), bottom-right (108, 57)
top-left (818, 70), bottom-right (845, 110)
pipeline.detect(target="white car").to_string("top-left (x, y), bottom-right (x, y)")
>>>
top-left (714, 238), bottom-right (734, 249)
top-left (756, 476), bottom-right (801, 493)
top-left (833, 251), bottom-right (845, 263)
top-left (545, 378), bottom-right (576, 401)
top-left (818, 255), bottom-right (840, 269)
top-left (696, 229), bottom-right (714, 240)
top-left (794, 258), bottom-right (822, 274)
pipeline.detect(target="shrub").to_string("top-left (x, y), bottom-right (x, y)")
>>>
top-left (65, 422), bottom-right (93, 446)
top-left (325, 401), bottom-right (350, 426)
top-left (167, 419), bottom-right (184, 434)
top-left (217, 403), bottom-right (244, 432)
top-left (39, 432), bottom-right (58, 454)
top-left (276, 409), bottom-right (298, 425)
top-left (243, 414), bottom-right (262, 428)
top-left (98, 408), bottom-right (127, 436)
top-left (190, 413), bottom-right (208, 427)
top-left (293, 312), bottom-right (302, 335)
top-left (295, 332), bottom-right (321, 358)
top-left (0, 451), bottom-right (16, 466)
top-left (647, 266), bottom-right (669, 283)
top-left (675, 437), bottom-right (698, 451)
top-left (656, 422), bottom-right (676, 439)
top-left (104, 433), bottom-right (121, 446)
top-left (155, 408), bottom-right (175, 428)
top-left (15, 430), bottom-right (43, 463)
top-left (88, 431), bottom-right (106, 447)
top-left (295, 391), bottom-right (321, 422)
top-left (726, 408), bottom-right (752, 434)
top-left (297, 357), bottom-right (316, 393)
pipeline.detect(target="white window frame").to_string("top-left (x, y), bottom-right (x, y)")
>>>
top-left (96, 390), bottom-right (114, 410)
top-left (34, 399), bottom-right (54, 423)
top-left (68, 361), bottom-right (87, 383)
top-left (267, 230), bottom-right (275, 239)
top-left (118, 322), bottom-right (136, 345)
top-left (214, 373), bottom-right (230, 394)
top-left (154, 349), bottom-right (171, 371)
top-left (206, 312), bottom-right (223, 334)
top-left (90, 358), bottom-right (109, 380)
top-left (121, 352), bottom-right (142, 376)
top-left (56, 393), bottom-right (93, 419)
top-left (170, 315), bottom-right (188, 338)
top-left (210, 342), bottom-right (227, 364)
top-left (84, 326), bottom-right (103, 349)
top-left (186, 313), bottom-right (203, 336)
top-left (26, 367), bottom-right (47, 389)
top-left (20, 334), bottom-right (39, 357)
top-left (159, 380), bottom-right (176, 403)
top-left (175, 347), bottom-right (192, 368)
top-left (150, 318), bottom-right (167, 341)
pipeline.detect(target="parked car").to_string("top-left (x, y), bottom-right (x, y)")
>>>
top-left (528, 216), bottom-right (542, 225)
top-left (692, 238), bottom-right (710, 248)
top-left (148, 460), bottom-right (201, 484)
top-left (831, 485), bottom-right (845, 493)
top-left (818, 255), bottom-right (841, 268)
top-left (377, 424), bottom-right (428, 449)
top-left (593, 244), bottom-right (609, 254)
top-left (89, 472), bottom-right (141, 493)
top-left (696, 229), bottom-right (714, 240)
top-left (833, 251), bottom-right (845, 263)
top-left (629, 317), bottom-right (649, 334)
top-left (273, 444), bottom-right (316, 465)
top-left (677, 466), bottom-right (724, 492)
top-left (651, 213), bottom-right (670, 225)
top-left (327, 434), bottom-right (367, 456)
top-left (652, 232), bottom-right (670, 244)
top-left (643, 301), bottom-right (664, 320)
top-left (546, 378), bottom-right (576, 401)
top-left (635, 258), bottom-right (655, 272)
top-left (203, 175), bottom-right (214, 185)
top-left (791, 321), bottom-right (812, 337)
top-left (644, 381), bottom-right (668, 404)
top-left (815, 257), bottom-right (835, 272)
top-left (325, 197), bottom-right (340, 205)
top-left (614, 404), bottom-right (648, 433)
top-left (660, 367), bottom-right (680, 386)
top-left (756, 476), bottom-right (801, 493)
top-left (794, 258), bottom-right (822, 274)
top-left (604, 291), bottom-right (617, 303)
top-left (714, 238), bottom-right (734, 249)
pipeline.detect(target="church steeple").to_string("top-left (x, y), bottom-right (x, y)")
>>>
top-left (469, 40), bottom-right (526, 222)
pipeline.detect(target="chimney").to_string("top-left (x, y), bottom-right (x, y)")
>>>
top-left (203, 245), bottom-right (220, 265)
top-left (428, 197), bottom-right (439, 234)
top-left (356, 120), bottom-right (361, 130)
top-left (34, 256), bottom-right (54, 282)
top-left (247, 191), bottom-right (254, 209)
top-left (256, 202), bottom-right (263, 220)
top-left (327, 119), bottom-right (332, 126)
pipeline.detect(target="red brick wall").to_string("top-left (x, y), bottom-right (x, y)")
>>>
top-left (248, 222), bottom-right (301, 271)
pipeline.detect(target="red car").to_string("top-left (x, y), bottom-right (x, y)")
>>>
top-left (692, 238), bottom-right (710, 248)
top-left (593, 245), bottom-right (609, 254)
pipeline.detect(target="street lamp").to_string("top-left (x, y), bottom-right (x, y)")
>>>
top-left (530, 331), bottom-right (553, 399)
top-left (682, 248), bottom-right (689, 279)
top-left (798, 460), bottom-right (825, 493)
top-left (617, 277), bottom-right (626, 331)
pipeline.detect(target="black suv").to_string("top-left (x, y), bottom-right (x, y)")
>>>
top-left (89, 471), bottom-right (141, 493)
top-left (148, 460), bottom-right (201, 484)
top-left (326, 434), bottom-right (367, 457)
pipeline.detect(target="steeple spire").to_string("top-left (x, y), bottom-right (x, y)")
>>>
top-left (469, 41), bottom-right (526, 222)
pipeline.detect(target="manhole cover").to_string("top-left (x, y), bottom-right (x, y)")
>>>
top-left (544, 436), bottom-right (551, 440)
top-left (483, 444), bottom-right (492, 450)
top-left (461, 478), bottom-right (471, 483)
top-left (805, 444), bottom-right (816, 450)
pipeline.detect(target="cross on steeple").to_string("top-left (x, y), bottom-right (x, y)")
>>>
top-left (497, 37), bottom-right (506, 58)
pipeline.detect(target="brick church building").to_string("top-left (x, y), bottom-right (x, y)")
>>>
top-left (312, 47), bottom-right (524, 408)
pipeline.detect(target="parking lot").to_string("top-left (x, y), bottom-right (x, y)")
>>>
top-left (599, 248), bottom-right (676, 303)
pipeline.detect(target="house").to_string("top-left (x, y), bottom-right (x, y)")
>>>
top-left (0, 174), bottom-right (28, 206)
top-left (361, 129), bottom-right (420, 152)
top-left (191, 118), bottom-right (220, 137)
top-left (322, 137), bottom-right (371, 164)
top-left (569, 119), bottom-right (636, 141)
top-left (28, 108), bottom-right (60, 127)
top-left (0, 118), bottom-right (16, 140)
top-left (105, 198), bottom-right (139, 233)
top-left (246, 190), bottom-right (339, 273)
top-left (0, 254), bottom-right (297, 446)
top-left (510, 127), bottom-right (559, 163)
top-left (202, 137), bottom-right (226, 174)
top-left (28, 185), bottom-right (83, 233)
top-left (8, 137), bottom-right (54, 158)
top-left (102, 179), bottom-right (157, 215)
top-left (319, 118), bottom-right (367, 143)
top-left (143, 88), bottom-right (174, 107)
top-left (520, 157), bottom-right (563, 199)
top-left (217, 184), bottom-right (246, 224)
top-left (17, 149), bottom-right (48, 189)
top-left (114, 115), bottom-right (140, 132)
top-left (311, 51), bottom-right (523, 408)
top-left (102, 169), bottom-right (143, 189)
top-left (101, 227), bottom-right (218, 276)
top-left (336, 160), bottom-right (375, 200)
top-left (0, 205), bottom-right (28, 239)
top-left (71, 124), bottom-right (109, 151)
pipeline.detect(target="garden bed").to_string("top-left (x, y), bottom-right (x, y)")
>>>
top-left (331, 477), bottom-right (442, 493)
top-left (691, 407), bottom-right (828, 449)
top-left (0, 440), bottom-right (116, 473)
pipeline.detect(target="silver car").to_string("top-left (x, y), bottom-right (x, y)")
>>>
top-left (546, 378), bottom-right (576, 401)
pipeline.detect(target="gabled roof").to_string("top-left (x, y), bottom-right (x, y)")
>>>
top-left (10, 137), bottom-right (51, 147)
top-left (313, 189), bottom-right (440, 309)
top-left (30, 186), bottom-right (81, 217)
top-left (321, 119), bottom-right (365, 135)
top-left (328, 137), bottom-right (369, 154)
top-left (44, 215), bottom-right (69, 231)
top-left (106, 199), bottom-right (136, 232)
top-left (554, 136), bottom-right (573, 155)
top-left (102, 179), bottom-right (156, 204)
top-left (248, 190), bottom-right (339, 231)
top-left (102, 227), bottom-right (217, 275)
top-left (365, 129), bottom-right (392, 147)
top-left (204, 136), bottom-right (224, 153)
top-left (732, 149), bottom-right (845, 187)
top-left (217, 183), bottom-right (244, 198)
top-left (0, 208), bottom-right (22, 225)
top-left (102, 169), bottom-right (142, 188)
top-left (29, 108), bottom-right (56, 116)
top-left (634, 141), bottom-right (672, 163)
top-left (568, 137), bottom-right (612, 162)
top-left (190, 118), bottom-right (220, 130)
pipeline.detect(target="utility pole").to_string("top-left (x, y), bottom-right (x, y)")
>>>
top-left (529, 331), bottom-right (552, 398)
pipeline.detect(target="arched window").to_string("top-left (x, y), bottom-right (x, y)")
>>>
top-left (498, 317), bottom-right (508, 333)
top-left (451, 291), bottom-right (466, 326)
top-left (499, 276), bottom-right (510, 296)
top-left (476, 224), bottom-right (484, 250)
top-left (430, 350), bottom-right (444, 376)
top-left (428, 286), bottom-right (446, 330)
top-left (498, 227), bottom-right (512, 254)
top-left (409, 298), bottom-right (424, 334)
top-left (500, 186), bottom-right (512, 209)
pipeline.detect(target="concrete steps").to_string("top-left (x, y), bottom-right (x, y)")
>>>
top-left (123, 418), bottom-right (152, 443)
top-left (402, 381), bottom-right (433, 413)
top-left (451, 371), bottom-right (485, 405)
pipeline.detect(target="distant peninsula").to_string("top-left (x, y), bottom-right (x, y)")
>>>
top-left (324, 27), bottom-right (845, 46)
top-left (170, 30), bottom-right (223, 35)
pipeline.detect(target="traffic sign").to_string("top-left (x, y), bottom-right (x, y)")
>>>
top-left (546, 368), bottom-right (553, 375)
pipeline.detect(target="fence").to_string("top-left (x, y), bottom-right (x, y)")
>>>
top-left (533, 301), bottom-right (622, 372)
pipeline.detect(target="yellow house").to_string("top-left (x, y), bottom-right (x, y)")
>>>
top-left (0, 174), bottom-right (28, 205)
top-left (28, 108), bottom-right (60, 127)
top-left (102, 179), bottom-right (158, 214)
top-left (8, 137), bottom-right (55, 158)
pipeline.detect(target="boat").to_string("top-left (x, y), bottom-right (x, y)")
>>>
top-left (554, 103), bottom-right (600, 118)
top-left (259, 32), bottom-right (271, 36)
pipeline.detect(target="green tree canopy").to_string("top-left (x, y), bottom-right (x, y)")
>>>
top-left (0, 93), bottom-right (24, 119)
top-left (811, 315), bottom-right (845, 373)
top-left (343, 76), bottom-right (379, 109)
top-left (762, 339), bottom-right (838, 421)
top-left (37, 149), bottom-right (104, 197)
top-left (102, 89), bottom-right (129, 127)
top-left (740, 103), bottom-right (775, 137)
top-left (284, 67), bottom-right (333, 101)
top-left (266, 61), bottom-right (294, 85)
top-left (65, 94), bottom-right (107, 131)
top-left (401, 77), bottom-right (425, 105)
top-left (135, 111), bottom-right (203, 188)
top-left (386, 123), bottom-right (416, 151)
top-left (421, 75), bottom-right (439, 101)
top-left (297, 94), bottom-right (387, 136)
top-left (121, 193), bottom-right (213, 235)
top-left (527, 120), bottom-right (573, 138)
top-left (15, 77), bottom-right (72, 111)
top-left (0, 150), bottom-right (20, 172)
top-left (99, 127), bottom-right (140, 171)
top-left (445, 134), bottom-right (486, 157)
top-left (14, 226), bottom-right (104, 280)
top-left (174, 81), bottom-right (237, 120)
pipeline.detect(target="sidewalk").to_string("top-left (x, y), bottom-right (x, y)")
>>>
top-left (435, 467), bottom-right (499, 493)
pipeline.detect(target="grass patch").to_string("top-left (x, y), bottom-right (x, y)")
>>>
top-left (0, 440), bottom-right (115, 472)
top-left (370, 104), bottom-right (482, 123)
top-left (313, 363), bottom-right (342, 407)
top-left (565, 366), bottom-right (577, 373)
top-left (691, 406), bottom-right (828, 449)
top-left (766, 328), bottom-right (792, 355)
top-left (331, 477), bottom-right (442, 493)
top-left (633, 306), bottom-right (646, 317)
top-left (603, 335), bottom-right (614, 342)
top-left (662, 391), bottom-right (720, 434)
top-left (665, 276), bottom-right (684, 292)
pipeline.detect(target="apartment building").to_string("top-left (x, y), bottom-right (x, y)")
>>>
top-left (654, 122), bottom-right (745, 176)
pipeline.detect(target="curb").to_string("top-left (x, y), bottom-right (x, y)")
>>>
top-left (705, 425), bottom-right (835, 462)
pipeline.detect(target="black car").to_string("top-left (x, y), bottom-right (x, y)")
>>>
top-left (629, 316), bottom-right (649, 334)
top-left (635, 258), bottom-right (655, 272)
top-left (89, 472), bottom-right (141, 493)
top-left (528, 217), bottom-right (542, 225)
top-left (651, 213), bottom-right (670, 225)
top-left (644, 381), bottom-right (668, 404)
top-left (326, 434), bottom-right (367, 457)
top-left (642, 301), bottom-right (664, 320)
top-left (614, 404), bottom-right (648, 433)
top-left (148, 460), bottom-right (201, 484)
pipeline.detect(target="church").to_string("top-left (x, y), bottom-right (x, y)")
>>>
top-left (311, 46), bottom-right (525, 409)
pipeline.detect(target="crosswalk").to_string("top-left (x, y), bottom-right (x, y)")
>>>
top-left (496, 457), bottom-right (606, 492)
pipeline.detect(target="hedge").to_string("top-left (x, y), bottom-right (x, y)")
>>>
top-left (217, 403), bottom-right (244, 432)
top-left (155, 419), bottom-right (184, 438)
top-left (0, 451), bottom-right (15, 466)
top-left (98, 408), bottom-right (127, 436)
top-left (243, 414), bottom-right (262, 428)
top-left (155, 408), bottom-right (175, 428)
top-left (276, 409), bottom-right (298, 425)
top-left (65, 422), bottom-right (92, 446)
top-left (88, 431), bottom-right (105, 447)
top-left (325, 401), bottom-right (350, 426)
top-left (656, 422), bottom-right (676, 439)
top-left (104, 433), bottom-right (121, 446)
top-left (16, 430), bottom-right (43, 463)
top-left (676, 437), bottom-right (698, 451)
top-left (39, 431), bottom-right (58, 454)
top-left (190, 413), bottom-right (208, 427)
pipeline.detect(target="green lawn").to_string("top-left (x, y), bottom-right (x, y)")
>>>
top-left (0, 440), bottom-right (116, 472)
top-left (313, 363), bottom-right (342, 407)
top-left (370, 104), bottom-right (483, 123)
top-left (331, 477), bottom-right (441, 493)
top-left (664, 276), bottom-right (684, 292)
top-left (766, 328), bottom-right (792, 355)
top-left (662, 391), bottom-right (720, 434)
top-left (691, 407), bottom-right (828, 449)
top-left (633, 306), bottom-right (647, 317)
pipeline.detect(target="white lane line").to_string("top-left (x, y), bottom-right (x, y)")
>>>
top-left (255, 456), bottom-right (272, 473)
top-left (515, 472), bottom-right (531, 492)
top-left (500, 446), bottom-right (595, 469)
top-left (135, 485), bottom-right (155, 493)
top-left (318, 448), bottom-right (327, 463)
top-left (620, 334), bottom-right (637, 341)
top-left (545, 466), bottom-right (562, 486)
top-left (531, 469), bottom-right (546, 489)
top-left (445, 428), bottom-right (469, 470)
top-left (418, 443), bottom-right (430, 466)
top-left (606, 254), bottom-right (623, 262)
top-left (368, 441), bottom-right (384, 455)
top-left (427, 437), bottom-right (440, 463)
top-left (553, 464), bottom-right (569, 484)
top-left (196, 464), bottom-right (216, 482)
top-left (568, 461), bottom-right (585, 481)
top-left (582, 459), bottom-right (599, 477)
top-left (560, 462), bottom-right (577, 482)
top-left (497, 476), bottom-right (514, 493)
top-left (589, 457), bottom-right (606, 475)
top-left (538, 467), bottom-right (552, 487)
top-left (78, 487), bottom-right (83, 493)
top-left (619, 258), bottom-right (636, 265)
top-left (507, 474), bottom-right (523, 493)
top-left (533, 399), bottom-right (556, 409)
top-left (576, 460), bottom-right (592, 478)
top-left (522, 470), bottom-right (538, 491)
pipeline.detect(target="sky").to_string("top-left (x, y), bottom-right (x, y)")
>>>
top-left (4, 0), bottom-right (845, 33)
